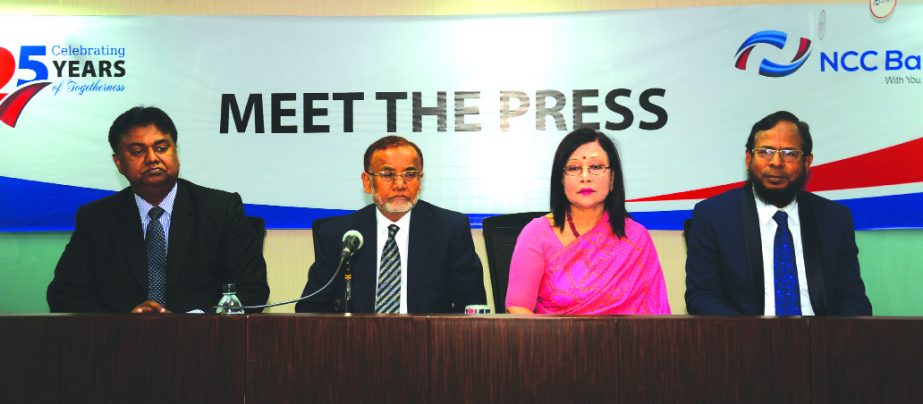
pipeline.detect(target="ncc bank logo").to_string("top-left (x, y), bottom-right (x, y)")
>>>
top-left (735, 30), bottom-right (813, 78)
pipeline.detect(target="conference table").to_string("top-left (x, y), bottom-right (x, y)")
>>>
top-left (1, 314), bottom-right (920, 403)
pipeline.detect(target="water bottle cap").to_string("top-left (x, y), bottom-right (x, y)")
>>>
top-left (222, 283), bottom-right (237, 293)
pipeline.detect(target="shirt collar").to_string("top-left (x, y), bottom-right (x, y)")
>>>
top-left (134, 182), bottom-right (178, 220)
top-left (752, 185), bottom-right (800, 227)
top-left (375, 206), bottom-right (412, 233)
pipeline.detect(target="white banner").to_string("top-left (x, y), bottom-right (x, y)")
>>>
top-left (1, 4), bottom-right (921, 230)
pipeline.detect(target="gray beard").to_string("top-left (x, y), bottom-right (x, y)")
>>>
top-left (747, 168), bottom-right (806, 208)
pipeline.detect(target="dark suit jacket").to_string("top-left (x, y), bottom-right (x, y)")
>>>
top-left (684, 184), bottom-right (872, 316)
top-left (47, 179), bottom-right (269, 313)
top-left (295, 200), bottom-right (486, 313)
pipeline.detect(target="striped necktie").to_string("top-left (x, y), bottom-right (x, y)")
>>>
top-left (146, 207), bottom-right (168, 306)
top-left (773, 211), bottom-right (801, 316)
top-left (375, 224), bottom-right (401, 313)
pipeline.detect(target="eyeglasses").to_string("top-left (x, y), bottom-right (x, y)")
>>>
top-left (751, 148), bottom-right (805, 162)
top-left (563, 163), bottom-right (610, 176)
top-left (367, 170), bottom-right (423, 182)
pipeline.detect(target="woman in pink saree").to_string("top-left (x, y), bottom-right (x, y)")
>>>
top-left (505, 129), bottom-right (670, 315)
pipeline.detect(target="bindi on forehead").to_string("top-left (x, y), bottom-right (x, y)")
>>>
top-left (569, 152), bottom-right (603, 161)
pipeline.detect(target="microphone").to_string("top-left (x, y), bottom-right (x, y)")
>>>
top-left (236, 229), bottom-right (364, 311)
top-left (340, 230), bottom-right (364, 259)
top-left (337, 230), bottom-right (363, 313)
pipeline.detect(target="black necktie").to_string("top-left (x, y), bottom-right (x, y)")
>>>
top-left (146, 207), bottom-right (167, 305)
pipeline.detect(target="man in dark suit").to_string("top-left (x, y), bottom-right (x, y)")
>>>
top-left (685, 111), bottom-right (872, 316)
top-left (296, 136), bottom-right (486, 313)
top-left (47, 106), bottom-right (269, 313)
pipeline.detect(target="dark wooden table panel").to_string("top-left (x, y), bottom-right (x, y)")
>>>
top-left (58, 315), bottom-right (246, 404)
top-left (429, 316), bottom-right (620, 403)
top-left (4, 315), bottom-right (923, 403)
top-left (810, 317), bottom-right (923, 404)
top-left (619, 317), bottom-right (810, 403)
top-left (247, 315), bottom-right (431, 404)
top-left (0, 315), bottom-right (61, 404)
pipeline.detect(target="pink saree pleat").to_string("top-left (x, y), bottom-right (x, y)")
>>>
top-left (535, 215), bottom-right (671, 315)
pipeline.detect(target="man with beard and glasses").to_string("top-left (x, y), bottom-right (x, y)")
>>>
top-left (684, 111), bottom-right (872, 316)
top-left (295, 136), bottom-right (486, 313)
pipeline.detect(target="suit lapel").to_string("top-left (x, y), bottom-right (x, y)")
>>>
top-left (354, 205), bottom-right (378, 312)
top-left (740, 185), bottom-right (765, 313)
top-left (166, 181), bottom-right (194, 295)
top-left (117, 189), bottom-right (149, 291)
top-left (406, 201), bottom-right (432, 313)
top-left (798, 193), bottom-right (828, 315)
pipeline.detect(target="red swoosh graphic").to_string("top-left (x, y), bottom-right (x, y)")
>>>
top-left (792, 37), bottom-right (811, 61)
top-left (735, 46), bottom-right (754, 70)
top-left (0, 82), bottom-right (51, 128)
top-left (629, 136), bottom-right (923, 202)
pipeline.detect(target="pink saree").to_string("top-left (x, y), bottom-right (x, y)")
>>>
top-left (506, 214), bottom-right (671, 315)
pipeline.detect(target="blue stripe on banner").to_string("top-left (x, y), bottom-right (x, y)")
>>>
top-left (839, 192), bottom-right (923, 230)
top-left (469, 193), bottom-right (923, 230)
top-left (2, 176), bottom-right (921, 231)
top-left (243, 204), bottom-right (353, 230)
top-left (0, 176), bottom-right (355, 231)
top-left (466, 214), bottom-right (495, 230)
top-left (615, 192), bottom-right (923, 231)
top-left (630, 210), bottom-right (694, 231)
top-left (0, 176), bottom-right (116, 231)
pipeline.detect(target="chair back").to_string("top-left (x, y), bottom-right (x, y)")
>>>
top-left (682, 218), bottom-right (692, 250)
top-left (312, 216), bottom-right (339, 230)
top-left (246, 216), bottom-right (267, 251)
top-left (482, 212), bottom-right (547, 313)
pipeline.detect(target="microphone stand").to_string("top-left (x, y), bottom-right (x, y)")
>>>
top-left (343, 257), bottom-right (353, 314)
top-left (238, 235), bottom-right (362, 312)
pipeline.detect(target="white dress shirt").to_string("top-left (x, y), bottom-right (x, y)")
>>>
top-left (374, 208), bottom-right (411, 314)
top-left (134, 183), bottom-right (178, 253)
top-left (753, 191), bottom-right (815, 316)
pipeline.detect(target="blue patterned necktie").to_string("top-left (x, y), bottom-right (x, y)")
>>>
top-left (375, 224), bottom-right (401, 313)
top-left (146, 207), bottom-right (167, 306)
top-left (773, 211), bottom-right (801, 316)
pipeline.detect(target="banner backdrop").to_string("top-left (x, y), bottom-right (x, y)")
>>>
top-left (1, 4), bottom-right (921, 231)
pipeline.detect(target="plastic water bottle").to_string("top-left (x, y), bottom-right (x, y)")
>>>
top-left (216, 283), bottom-right (245, 315)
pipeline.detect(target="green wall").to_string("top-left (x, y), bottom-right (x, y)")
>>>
top-left (856, 230), bottom-right (923, 316)
top-left (2, 230), bottom-right (921, 315)
top-left (0, 232), bottom-right (68, 313)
